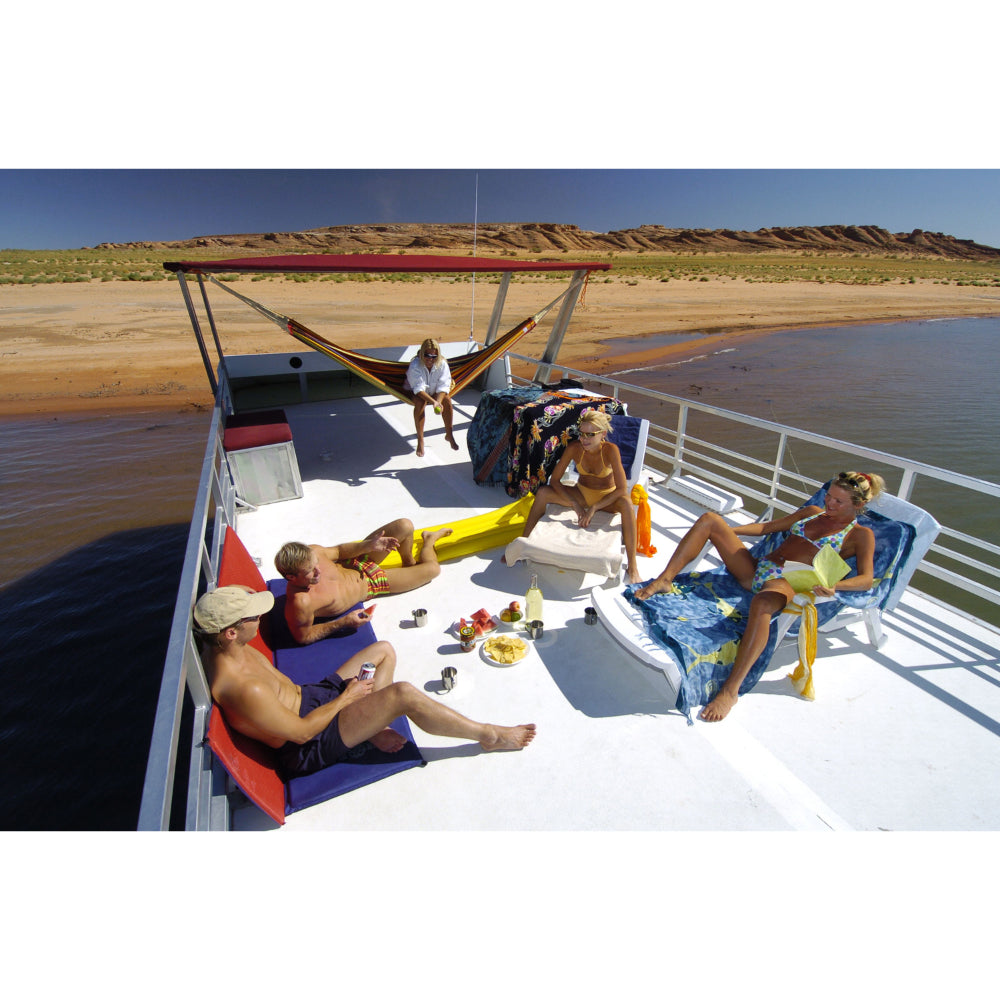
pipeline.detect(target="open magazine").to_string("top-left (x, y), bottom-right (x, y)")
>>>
top-left (781, 544), bottom-right (851, 594)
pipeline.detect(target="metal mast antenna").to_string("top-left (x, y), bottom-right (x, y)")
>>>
top-left (469, 173), bottom-right (478, 344)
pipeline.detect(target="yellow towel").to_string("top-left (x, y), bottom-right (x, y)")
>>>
top-left (785, 596), bottom-right (818, 700)
top-left (630, 483), bottom-right (658, 557)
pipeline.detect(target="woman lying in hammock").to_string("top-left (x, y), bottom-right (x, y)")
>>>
top-left (404, 338), bottom-right (459, 457)
top-left (634, 470), bottom-right (885, 721)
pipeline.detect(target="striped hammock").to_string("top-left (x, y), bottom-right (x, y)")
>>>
top-left (206, 275), bottom-right (567, 403)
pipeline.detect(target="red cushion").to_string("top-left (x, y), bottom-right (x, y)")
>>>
top-left (224, 409), bottom-right (293, 451)
top-left (217, 526), bottom-right (273, 661)
top-left (207, 526), bottom-right (286, 823)
top-left (206, 706), bottom-right (286, 825)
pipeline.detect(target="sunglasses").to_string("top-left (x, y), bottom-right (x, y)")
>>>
top-left (424, 352), bottom-right (438, 359)
top-left (579, 430), bottom-right (602, 438)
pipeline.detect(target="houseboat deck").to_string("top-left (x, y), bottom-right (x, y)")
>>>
top-left (225, 389), bottom-right (1000, 832)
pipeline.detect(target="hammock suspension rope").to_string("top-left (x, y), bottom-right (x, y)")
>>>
top-left (204, 274), bottom-right (569, 403)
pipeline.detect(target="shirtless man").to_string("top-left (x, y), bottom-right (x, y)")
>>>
top-left (194, 585), bottom-right (536, 777)
top-left (275, 517), bottom-right (453, 644)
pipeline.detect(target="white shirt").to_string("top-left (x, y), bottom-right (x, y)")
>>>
top-left (405, 355), bottom-right (452, 396)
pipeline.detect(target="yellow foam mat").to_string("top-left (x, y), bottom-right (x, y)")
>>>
top-left (380, 494), bottom-right (534, 568)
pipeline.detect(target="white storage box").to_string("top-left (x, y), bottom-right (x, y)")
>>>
top-left (223, 409), bottom-right (303, 506)
top-left (227, 440), bottom-right (303, 506)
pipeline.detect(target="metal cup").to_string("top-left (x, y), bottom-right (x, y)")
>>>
top-left (441, 666), bottom-right (457, 691)
top-left (413, 608), bottom-right (427, 627)
top-left (526, 620), bottom-right (544, 640)
top-left (584, 606), bottom-right (598, 625)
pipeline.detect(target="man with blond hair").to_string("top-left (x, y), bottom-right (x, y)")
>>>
top-left (275, 517), bottom-right (452, 644)
top-left (194, 585), bottom-right (535, 778)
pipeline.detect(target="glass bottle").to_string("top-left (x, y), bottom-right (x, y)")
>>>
top-left (525, 573), bottom-right (543, 623)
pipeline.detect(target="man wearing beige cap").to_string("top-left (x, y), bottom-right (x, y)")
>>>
top-left (194, 586), bottom-right (535, 778)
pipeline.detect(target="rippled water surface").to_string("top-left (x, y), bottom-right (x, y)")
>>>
top-left (0, 410), bottom-right (209, 829)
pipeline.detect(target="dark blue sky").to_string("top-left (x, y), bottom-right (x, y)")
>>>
top-left (6, 10), bottom-right (997, 252)
top-left (2, 169), bottom-right (999, 250)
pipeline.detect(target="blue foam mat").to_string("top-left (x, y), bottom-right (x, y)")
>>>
top-left (267, 579), bottom-right (426, 815)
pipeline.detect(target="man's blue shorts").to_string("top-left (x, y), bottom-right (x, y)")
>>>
top-left (276, 674), bottom-right (350, 778)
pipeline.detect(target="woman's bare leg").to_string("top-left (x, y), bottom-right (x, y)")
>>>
top-left (700, 585), bottom-right (789, 722)
top-left (634, 512), bottom-right (756, 598)
top-left (609, 495), bottom-right (642, 583)
top-left (412, 399), bottom-right (426, 457)
top-left (441, 396), bottom-right (459, 450)
top-left (522, 484), bottom-right (555, 536)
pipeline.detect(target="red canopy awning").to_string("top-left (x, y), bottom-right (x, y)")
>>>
top-left (163, 253), bottom-right (611, 275)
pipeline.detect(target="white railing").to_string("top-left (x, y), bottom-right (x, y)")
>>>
top-left (511, 353), bottom-right (1000, 615)
top-left (137, 402), bottom-right (239, 831)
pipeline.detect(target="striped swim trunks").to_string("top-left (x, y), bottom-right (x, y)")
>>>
top-left (345, 557), bottom-right (391, 598)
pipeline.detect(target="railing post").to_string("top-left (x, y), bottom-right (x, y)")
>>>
top-left (898, 469), bottom-right (916, 500)
top-left (672, 404), bottom-right (689, 474)
top-left (768, 433), bottom-right (788, 514)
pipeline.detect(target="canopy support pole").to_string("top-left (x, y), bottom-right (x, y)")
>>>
top-left (533, 268), bottom-right (589, 384)
top-left (196, 273), bottom-right (225, 360)
top-left (484, 273), bottom-right (512, 346)
top-left (177, 271), bottom-right (218, 396)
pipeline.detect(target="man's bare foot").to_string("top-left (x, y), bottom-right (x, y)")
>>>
top-left (446, 434), bottom-right (459, 451)
top-left (422, 527), bottom-right (453, 550)
top-left (480, 723), bottom-right (536, 751)
top-left (699, 689), bottom-right (738, 722)
top-left (416, 444), bottom-right (425, 458)
top-left (370, 728), bottom-right (407, 753)
top-left (626, 564), bottom-right (643, 584)
top-left (633, 579), bottom-right (675, 600)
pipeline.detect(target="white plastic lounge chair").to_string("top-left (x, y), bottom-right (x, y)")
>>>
top-left (590, 487), bottom-right (941, 714)
top-left (503, 416), bottom-right (650, 579)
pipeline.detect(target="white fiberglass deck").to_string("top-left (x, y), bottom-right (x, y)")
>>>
top-left (230, 390), bottom-right (1000, 832)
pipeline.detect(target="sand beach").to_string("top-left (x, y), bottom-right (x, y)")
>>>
top-left (2, 274), bottom-right (1000, 417)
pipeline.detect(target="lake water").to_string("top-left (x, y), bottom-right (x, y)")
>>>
top-left (609, 317), bottom-right (998, 483)
top-left (1, 318), bottom-right (996, 830)
top-left (0, 411), bottom-right (209, 830)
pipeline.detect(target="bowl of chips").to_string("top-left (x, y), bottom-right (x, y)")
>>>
top-left (480, 634), bottom-right (530, 666)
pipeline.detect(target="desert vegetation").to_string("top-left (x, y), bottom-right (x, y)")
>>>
top-left (1, 246), bottom-right (998, 288)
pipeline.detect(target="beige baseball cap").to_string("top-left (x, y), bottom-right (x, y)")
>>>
top-left (193, 586), bottom-right (274, 632)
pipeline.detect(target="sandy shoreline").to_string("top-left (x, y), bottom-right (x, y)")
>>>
top-left (2, 275), bottom-right (999, 417)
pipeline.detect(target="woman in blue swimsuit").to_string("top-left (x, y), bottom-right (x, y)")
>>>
top-left (634, 471), bottom-right (885, 722)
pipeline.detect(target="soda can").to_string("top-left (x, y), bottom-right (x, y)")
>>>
top-left (357, 662), bottom-right (376, 682)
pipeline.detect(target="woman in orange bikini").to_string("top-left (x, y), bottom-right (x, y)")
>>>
top-left (634, 470), bottom-right (885, 721)
top-left (521, 409), bottom-right (641, 583)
